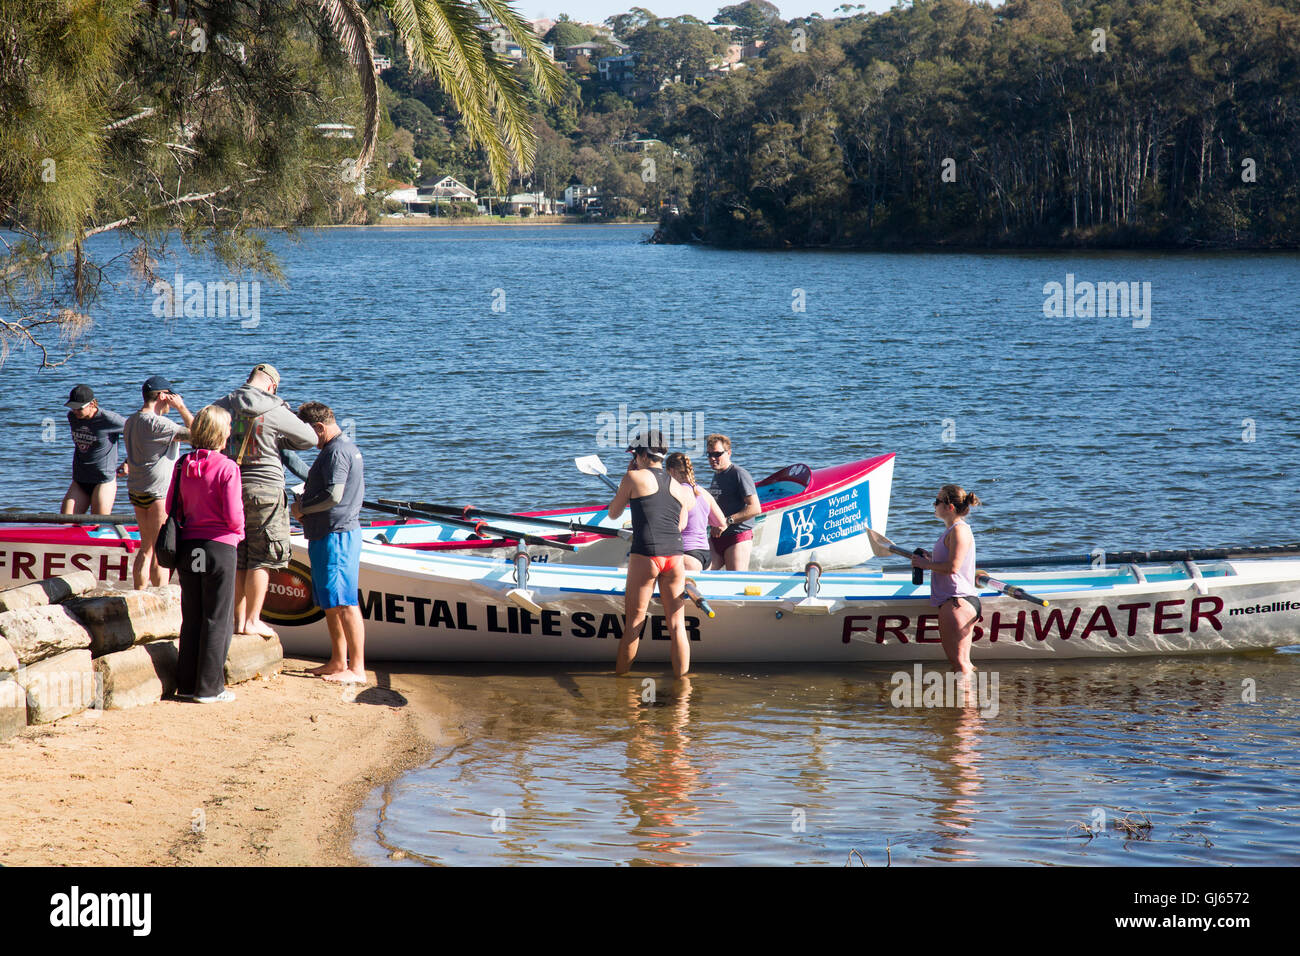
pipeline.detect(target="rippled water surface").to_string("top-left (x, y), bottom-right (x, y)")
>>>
top-left (357, 655), bottom-right (1300, 866)
top-left (3, 226), bottom-right (1299, 864)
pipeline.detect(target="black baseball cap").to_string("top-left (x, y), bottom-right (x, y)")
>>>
top-left (142, 375), bottom-right (174, 398)
top-left (626, 429), bottom-right (668, 455)
top-left (65, 384), bottom-right (95, 409)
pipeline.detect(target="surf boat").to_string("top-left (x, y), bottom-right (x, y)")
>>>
top-left (0, 454), bottom-right (893, 589)
top-left (358, 453), bottom-right (894, 573)
top-left (263, 538), bottom-right (1300, 662)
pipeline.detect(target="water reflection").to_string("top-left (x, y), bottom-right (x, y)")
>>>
top-left (356, 653), bottom-right (1300, 866)
top-left (622, 676), bottom-right (699, 864)
top-left (928, 699), bottom-right (986, 862)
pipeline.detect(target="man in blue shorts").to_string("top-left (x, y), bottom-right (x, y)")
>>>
top-left (291, 402), bottom-right (366, 684)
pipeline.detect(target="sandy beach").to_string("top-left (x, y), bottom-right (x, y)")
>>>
top-left (0, 658), bottom-right (462, 867)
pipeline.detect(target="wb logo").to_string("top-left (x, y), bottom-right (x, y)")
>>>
top-left (787, 508), bottom-right (817, 551)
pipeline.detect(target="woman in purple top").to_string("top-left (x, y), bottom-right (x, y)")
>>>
top-left (911, 484), bottom-right (982, 677)
top-left (665, 453), bottom-right (726, 572)
top-left (166, 405), bottom-right (244, 704)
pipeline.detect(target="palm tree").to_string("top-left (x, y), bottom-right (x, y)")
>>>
top-left (325, 0), bottom-right (563, 190)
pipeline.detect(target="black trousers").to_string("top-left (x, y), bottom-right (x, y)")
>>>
top-left (176, 540), bottom-right (236, 698)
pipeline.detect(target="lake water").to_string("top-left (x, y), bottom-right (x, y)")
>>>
top-left (3, 225), bottom-right (1299, 864)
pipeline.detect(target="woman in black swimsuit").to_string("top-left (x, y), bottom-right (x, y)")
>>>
top-left (607, 430), bottom-right (695, 678)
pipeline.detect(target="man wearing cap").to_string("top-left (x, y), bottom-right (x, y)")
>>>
top-left (61, 384), bottom-right (126, 517)
top-left (214, 364), bottom-right (319, 637)
top-left (123, 376), bottom-right (194, 588)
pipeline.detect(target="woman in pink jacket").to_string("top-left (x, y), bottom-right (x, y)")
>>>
top-left (166, 405), bottom-right (245, 703)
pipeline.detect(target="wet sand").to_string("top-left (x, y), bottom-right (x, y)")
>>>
top-left (0, 658), bottom-right (462, 866)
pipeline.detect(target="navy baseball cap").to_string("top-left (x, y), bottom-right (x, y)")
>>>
top-left (142, 375), bottom-right (174, 398)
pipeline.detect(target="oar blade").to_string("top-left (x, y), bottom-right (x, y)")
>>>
top-left (574, 455), bottom-right (609, 477)
top-left (865, 526), bottom-right (902, 559)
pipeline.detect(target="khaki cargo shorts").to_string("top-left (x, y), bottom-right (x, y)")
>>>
top-left (237, 490), bottom-right (291, 571)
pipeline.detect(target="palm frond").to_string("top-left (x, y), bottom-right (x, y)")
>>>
top-left (318, 0), bottom-right (379, 180)
top-left (378, 0), bottom-right (562, 190)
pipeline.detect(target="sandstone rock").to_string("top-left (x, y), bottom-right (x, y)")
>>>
top-left (0, 673), bottom-right (25, 742)
top-left (0, 571), bottom-right (100, 612)
top-left (0, 605), bottom-right (92, 666)
top-left (16, 649), bottom-right (99, 724)
top-left (65, 585), bottom-right (181, 657)
top-left (93, 640), bottom-right (179, 709)
top-left (224, 632), bottom-right (283, 685)
top-left (0, 636), bottom-right (17, 673)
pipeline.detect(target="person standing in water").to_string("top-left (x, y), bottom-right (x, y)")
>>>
top-left (665, 452), bottom-right (725, 573)
top-left (607, 431), bottom-right (695, 678)
top-left (911, 485), bottom-right (983, 678)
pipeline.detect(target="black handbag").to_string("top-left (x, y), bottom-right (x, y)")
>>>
top-left (155, 454), bottom-right (188, 570)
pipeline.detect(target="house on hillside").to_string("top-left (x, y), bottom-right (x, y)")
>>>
top-left (564, 185), bottom-right (600, 214)
top-left (563, 37), bottom-right (627, 63)
top-left (598, 53), bottom-right (636, 83)
top-left (386, 183), bottom-right (421, 214)
top-left (502, 192), bottom-right (559, 215)
top-left (418, 175), bottom-right (476, 204)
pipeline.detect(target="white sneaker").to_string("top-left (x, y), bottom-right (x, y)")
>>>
top-left (194, 690), bottom-right (236, 704)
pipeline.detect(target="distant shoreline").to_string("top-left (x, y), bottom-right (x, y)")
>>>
top-left (325, 217), bottom-right (656, 229)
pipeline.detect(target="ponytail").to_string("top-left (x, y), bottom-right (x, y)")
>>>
top-left (938, 484), bottom-right (981, 517)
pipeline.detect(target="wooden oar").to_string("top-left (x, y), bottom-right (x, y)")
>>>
top-left (400, 500), bottom-right (629, 539)
top-left (866, 527), bottom-right (925, 584)
top-left (363, 500), bottom-right (578, 552)
top-left (880, 542), bottom-right (1300, 573)
top-left (975, 571), bottom-right (1050, 608)
top-left (867, 527), bottom-right (1050, 608)
top-left (574, 455), bottom-right (620, 493)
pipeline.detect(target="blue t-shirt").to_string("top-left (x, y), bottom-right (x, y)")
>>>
top-left (300, 435), bottom-right (364, 540)
top-left (69, 409), bottom-right (126, 484)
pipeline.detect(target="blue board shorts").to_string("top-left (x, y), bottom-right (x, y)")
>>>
top-left (307, 529), bottom-right (362, 609)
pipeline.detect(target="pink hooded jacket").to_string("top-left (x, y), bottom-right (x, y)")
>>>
top-left (165, 449), bottom-right (245, 546)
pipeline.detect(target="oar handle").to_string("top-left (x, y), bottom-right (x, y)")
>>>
top-left (976, 570), bottom-right (1050, 607)
top-left (682, 578), bottom-right (715, 618)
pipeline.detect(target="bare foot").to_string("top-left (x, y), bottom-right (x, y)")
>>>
top-left (248, 621), bottom-right (279, 639)
top-left (322, 669), bottom-right (367, 684)
top-left (306, 662), bottom-right (344, 676)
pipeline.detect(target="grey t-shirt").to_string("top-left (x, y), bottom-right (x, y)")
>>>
top-left (300, 435), bottom-right (364, 540)
top-left (123, 411), bottom-right (187, 497)
top-left (708, 464), bottom-right (759, 531)
top-left (68, 409), bottom-right (126, 485)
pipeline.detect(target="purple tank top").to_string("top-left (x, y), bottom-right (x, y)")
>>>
top-left (682, 487), bottom-right (711, 551)
top-left (930, 518), bottom-right (977, 606)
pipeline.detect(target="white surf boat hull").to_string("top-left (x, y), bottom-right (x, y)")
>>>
top-left (265, 541), bottom-right (1300, 662)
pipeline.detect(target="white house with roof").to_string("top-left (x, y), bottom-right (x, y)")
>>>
top-left (502, 192), bottom-right (559, 215)
top-left (564, 184), bottom-right (600, 213)
top-left (418, 175), bottom-right (476, 204)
